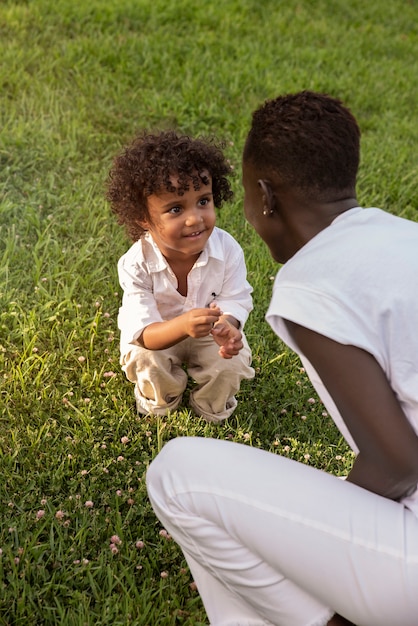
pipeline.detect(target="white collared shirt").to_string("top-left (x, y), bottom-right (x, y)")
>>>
top-left (117, 227), bottom-right (253, 357)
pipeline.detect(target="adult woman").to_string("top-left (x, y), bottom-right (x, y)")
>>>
top-left (146, 91), bottom-right (418, 625)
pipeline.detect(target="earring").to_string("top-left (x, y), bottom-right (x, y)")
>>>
top-left (263, 208), bottom-right (273, 216)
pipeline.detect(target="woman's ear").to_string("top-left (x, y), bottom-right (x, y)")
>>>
top-left (258, 179), bottom-right (274, 216)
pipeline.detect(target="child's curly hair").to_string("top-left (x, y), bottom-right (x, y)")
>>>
top-left (106, 130), bottom-right (234, 241)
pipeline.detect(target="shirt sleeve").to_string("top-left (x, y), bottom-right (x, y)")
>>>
top-left (117, 253), bottom-right (164, 350)
top-left (215, 239), bottom-right (253, 328)
top-left (265, 282), bottom-right (361, 452)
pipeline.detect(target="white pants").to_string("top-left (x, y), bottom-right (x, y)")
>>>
top-left (146, 437), bottom-right (418, 626)
top-left (121, 334), bottom-right (254, 422)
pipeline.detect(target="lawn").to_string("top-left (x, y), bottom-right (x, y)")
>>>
top-left (1, 0), bottom-right (418, 623)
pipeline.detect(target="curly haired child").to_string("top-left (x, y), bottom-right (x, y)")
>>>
top-left (106, 131), bottom-right (254, 422)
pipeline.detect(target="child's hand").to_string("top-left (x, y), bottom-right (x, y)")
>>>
top-left (183, 307), bottom-right (222, 338)
top-left (211, 319), bottom-right (243, 359)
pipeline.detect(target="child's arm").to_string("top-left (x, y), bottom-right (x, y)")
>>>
top-left (140, 306), bottom-right (222, 351)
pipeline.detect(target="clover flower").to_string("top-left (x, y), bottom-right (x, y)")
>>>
top-left (159, 529), bottom-right (171, 540)
top-left (110, 535), bottom-right (122, 545)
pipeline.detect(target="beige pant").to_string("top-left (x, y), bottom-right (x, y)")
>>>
top-left (121, 334), bottom-right (254, 422)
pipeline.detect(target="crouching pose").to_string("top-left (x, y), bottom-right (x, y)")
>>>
top-left (147, 92), bottom-right (418, 625)
top-left (107, 131), bottom-right (254, 422)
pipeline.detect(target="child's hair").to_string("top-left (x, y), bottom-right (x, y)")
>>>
top-left (243, 90), bottom-right (361, 197)
top-left (106, 130), bottom-right (234, 241)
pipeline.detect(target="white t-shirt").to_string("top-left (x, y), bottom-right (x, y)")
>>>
top-left (266, 207), bottom-right (418, 516)
top-left (117, 227), bottom-right (253, 357)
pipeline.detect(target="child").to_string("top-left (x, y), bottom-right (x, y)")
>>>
top-left (147, 92), bottom-right (418, 625)
top-left (106, 130), bottom-right (254, 422)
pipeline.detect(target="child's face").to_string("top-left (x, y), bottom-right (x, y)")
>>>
top-left (141, 173), bottom-right (216, 262)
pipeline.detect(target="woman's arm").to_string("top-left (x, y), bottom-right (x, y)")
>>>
top-left (285, 321), bottom-right (418, 500)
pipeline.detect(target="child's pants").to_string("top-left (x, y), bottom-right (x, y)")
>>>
top-left (121, 334), bottom-right (254, 422)
top-left (146, 437), bottom-right (418, 626)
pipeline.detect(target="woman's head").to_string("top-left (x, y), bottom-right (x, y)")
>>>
top-left (107, 130), bottom-right (234, 241)
top-left (242, 91), bottom-right (361, 264)
top-left (243, 91), bottom-right (360, 198)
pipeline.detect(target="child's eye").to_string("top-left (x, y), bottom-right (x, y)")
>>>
top-left (198, 198), bottom-right (210, 207)
top-left (168, 206), bottom-right (182, 214)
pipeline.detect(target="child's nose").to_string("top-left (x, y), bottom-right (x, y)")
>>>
top-left (185, 208), bottom-right (203, 225)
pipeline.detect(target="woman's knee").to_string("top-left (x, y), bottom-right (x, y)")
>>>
top-left (146, 437), bottom-right (200, 514)
top-left (146, 437), bottom-right (224, 497)
top-left (147, 438), bottom-right (193, 487)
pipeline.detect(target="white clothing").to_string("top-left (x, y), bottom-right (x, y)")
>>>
top-left (147, 437), bottom-right (418, 625)
top-left (146, 207), bottom-right (418, 624)
top-left (117, 227), bottom-right (253, 358)
top-left (117, 227), bottom-right (254, 420)
top-left (266, 207), bottom-right (418, 517)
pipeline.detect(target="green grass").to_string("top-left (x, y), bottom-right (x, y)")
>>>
top-left (1, 0), bottom-right (418, 622)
